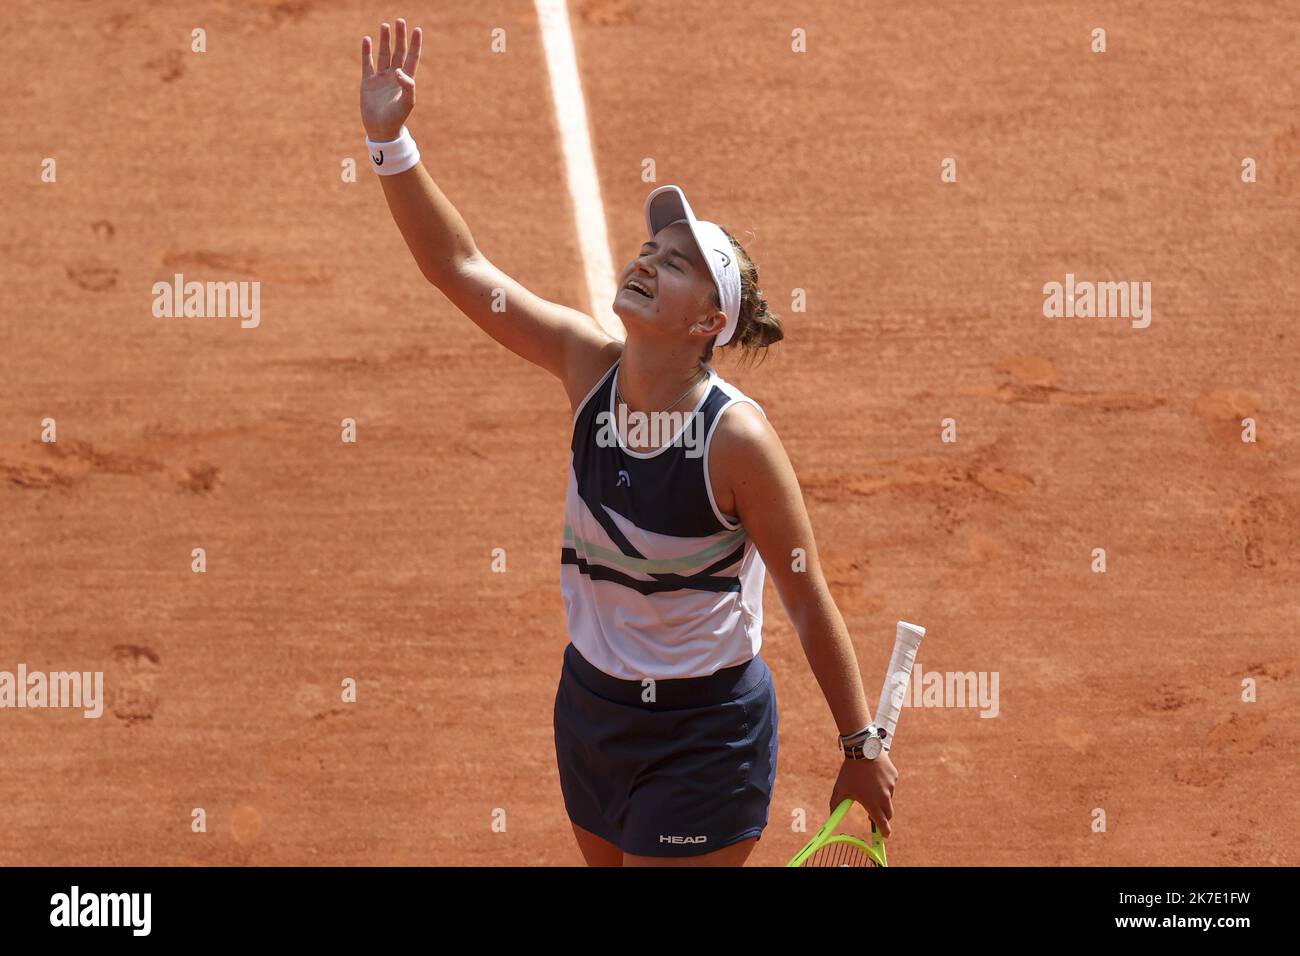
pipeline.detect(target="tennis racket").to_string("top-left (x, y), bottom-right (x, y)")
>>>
top-left (787, 620), bottom-right (927, 867)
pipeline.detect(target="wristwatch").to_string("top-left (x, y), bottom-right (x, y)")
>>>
top-left (839, 724), bottom-right (885, 760)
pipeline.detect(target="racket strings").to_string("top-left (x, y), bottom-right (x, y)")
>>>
top-left (804, 841), bottom-right (878, 868)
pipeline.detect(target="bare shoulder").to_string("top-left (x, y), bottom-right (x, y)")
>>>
top-left (714, 400), bottom-right (772, 444)
top-left (564, 331), bottom-right (624, 416)
top-left (708, 400), bottom-right (784, 518)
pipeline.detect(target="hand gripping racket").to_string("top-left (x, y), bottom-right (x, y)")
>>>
top-left (787, 621), bottom-right (926, 867)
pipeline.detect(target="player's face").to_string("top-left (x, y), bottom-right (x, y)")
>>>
top-left (614, 221), bottom-right (724, 342)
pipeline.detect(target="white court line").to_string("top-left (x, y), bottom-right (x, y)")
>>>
top-left (533, 0), bottom-right (625, 341)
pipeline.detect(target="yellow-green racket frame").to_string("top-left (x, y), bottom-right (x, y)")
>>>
top-left (786, 798), bottom-right (887, 867)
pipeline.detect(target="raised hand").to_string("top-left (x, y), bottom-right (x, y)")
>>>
top-left (360, 18), bottom-right (423, 142)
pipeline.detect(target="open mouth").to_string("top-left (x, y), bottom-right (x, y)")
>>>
top-left (624, 279), bottom-right (653, 299)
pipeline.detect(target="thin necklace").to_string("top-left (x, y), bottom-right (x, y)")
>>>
top-left (616, 363), bottom-right (708, 415)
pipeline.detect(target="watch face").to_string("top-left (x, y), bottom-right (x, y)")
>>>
top-left (862, 737), bottom-right (883, 759)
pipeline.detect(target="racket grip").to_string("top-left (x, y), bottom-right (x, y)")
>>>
top-left (872, 620), bottom-right (925, 750)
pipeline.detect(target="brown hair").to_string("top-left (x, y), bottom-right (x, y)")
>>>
top-left (702, 227), bottom-right (784, 367)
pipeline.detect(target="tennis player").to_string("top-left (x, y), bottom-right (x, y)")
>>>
top-left (360, 18), bottom-right (899, 867)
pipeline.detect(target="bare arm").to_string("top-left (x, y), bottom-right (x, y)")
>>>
top-left (711, 402), bottom-right (900, 834)
top-left (376, 163), bottom-right (617, 386)
top-left (359, 19), bottom-right (621, 396)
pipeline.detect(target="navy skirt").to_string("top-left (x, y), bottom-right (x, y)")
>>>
top-left (553, 642), bottom-right (779, 858)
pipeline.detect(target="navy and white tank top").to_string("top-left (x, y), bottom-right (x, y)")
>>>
top-left (559, 358), bottom-right (768, 680)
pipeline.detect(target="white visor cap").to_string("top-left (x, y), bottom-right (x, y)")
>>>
top-left (643, 185), bottom-right (742, 347)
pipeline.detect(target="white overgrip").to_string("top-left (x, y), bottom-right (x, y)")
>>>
top-left (872, 621), bottom-right (926, 750)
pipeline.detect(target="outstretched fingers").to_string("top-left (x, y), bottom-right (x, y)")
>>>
top-left (362, 18), bottom-right (418, 85)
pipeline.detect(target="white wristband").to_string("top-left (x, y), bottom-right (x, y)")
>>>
top-left (366, 126), bottom-right (420, 176)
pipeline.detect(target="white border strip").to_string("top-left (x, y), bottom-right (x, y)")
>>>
top-left (534, 0), bottom-right (625, 341)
